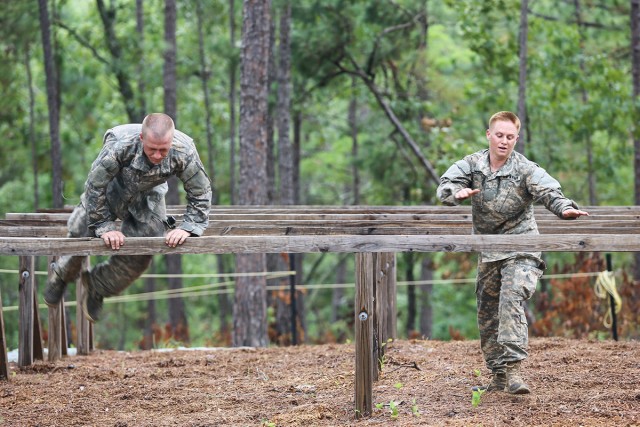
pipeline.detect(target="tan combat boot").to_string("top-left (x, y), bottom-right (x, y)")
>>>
top-left (44, 271), bottom-right (67, 307)
top-left (81, 271), bottom-right (104, 323)
top-left (505, 361), bottom-right (530, 394)
top-left (472, 371), bottom-right (506, 392)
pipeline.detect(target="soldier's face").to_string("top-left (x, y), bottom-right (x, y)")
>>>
top-left (486, 120), bottom-right (519, 163)
top-left (141, 132), bottom-right (172, 165)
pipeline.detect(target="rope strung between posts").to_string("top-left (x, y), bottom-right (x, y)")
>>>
top-left (593, 270), bottom-right (622, 329)
top-left (0, 270), bottom-right (606, 312)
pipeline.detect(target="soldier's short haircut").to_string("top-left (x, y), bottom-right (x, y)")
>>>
top-left (142, 113), bottom-right (175, 140)
top-left (488, 111), bottom-right (520, 132)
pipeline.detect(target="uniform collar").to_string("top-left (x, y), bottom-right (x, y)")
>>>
top-left (481, 150), bottom-right (516, 177)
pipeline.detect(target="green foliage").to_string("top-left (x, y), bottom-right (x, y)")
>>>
top-left (0, 0), bottom-right (637, 351)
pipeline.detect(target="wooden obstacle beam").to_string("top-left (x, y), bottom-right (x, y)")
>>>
top-left (2, 205), bottom-right (640, 417)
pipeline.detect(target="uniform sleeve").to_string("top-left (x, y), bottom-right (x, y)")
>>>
top-left (85, 142), bottom-right (121, 236)
top-left (528, 167), bottom-right (578, 219)
top-left (176, 153), bottom-right (212, 236)
top-left (437, 160), bottom-right (472, 206)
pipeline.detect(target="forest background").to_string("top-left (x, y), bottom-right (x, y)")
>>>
top-left (0, 0), bottom-right (639, 352)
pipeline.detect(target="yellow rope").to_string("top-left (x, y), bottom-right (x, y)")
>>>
top-left (593, 271), bottom-right (622, 329)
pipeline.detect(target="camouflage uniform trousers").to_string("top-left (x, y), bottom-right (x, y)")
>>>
top-left (53, 200), bottom-right (166, 298)
top-left (475, 255), bottom-right (544, 375)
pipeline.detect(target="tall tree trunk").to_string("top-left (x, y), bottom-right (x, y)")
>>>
top-left (516, 0), bottom-right (528, 155)
top-left (163, 0), bottom-right (189, 344)
top-left (332, 258), bottom-right (346, 325)
top-left (38, 0), bottom-right (63, 208)
top-left (573, 0), bottom-right (597, 205)
top-left (141, 261), bottom-right (158, 350)
top-left (135, 0), bottom-right (157, 349)
top-left (266, 11), bottom-right (277, 204)
top-left (136, 0), bottom-right (147, 115)
top-left (96, 0), bottom-right (145, 122)
top-left (349, 77), bottom-right (360, 205)
top-left (404, 252), bottom-right (416, 337)
top-left (418, 256), bottom-right (433, 338)
top-left (233, 0), bottom-right (271, 347)
top-left (277, 1), bottom-right (293, 206)
top-left (292, 110), bottom-right (304, 339)
top-left (274, 0), bottom-right (301, 345)
top-left (25, 44), bottom-right (39, 210)
top-left (631, 0), bottom-right (640, 282)
top-left (293, 111), bottom-right (301, 205)
top-left (229, 0), bottom-right (238, 204)
top-left (265, 7), bottom-right (280, 342)
top-left (196, 0), bottom-right (217, 204)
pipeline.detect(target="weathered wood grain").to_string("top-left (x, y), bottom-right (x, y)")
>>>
top-left (1, 234), bottom-right (639, 256)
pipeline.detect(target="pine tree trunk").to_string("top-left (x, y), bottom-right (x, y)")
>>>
top-left (37, 0), bottom-right (63, 208)
top-left (163, 0), bottom-right (188, 344)
top-left (233, 0), bottom-right (271, 347)
top-left (229, 0), bottom-right (238, 204)
top-left (419, 256), bottom-right (433, 339)
top-left (516, 0), bottom-right (528, 155)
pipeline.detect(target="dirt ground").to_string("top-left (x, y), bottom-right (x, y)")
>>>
top-left (1, 337), bottom-right (639, 427)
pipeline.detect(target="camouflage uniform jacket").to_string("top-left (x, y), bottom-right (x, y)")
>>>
top-left (437, 149), bottom-right (578, 262)
top-left (83, 124), bottom-right (212, 237)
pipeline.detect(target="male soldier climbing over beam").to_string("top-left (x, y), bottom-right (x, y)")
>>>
top-left (44, 113), bottom-right (212, 322)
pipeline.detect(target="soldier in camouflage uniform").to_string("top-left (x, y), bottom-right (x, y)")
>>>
top-left (437, 111), bottom-right (589, 394)
top-left (44, 113), bottom-right (212, 322)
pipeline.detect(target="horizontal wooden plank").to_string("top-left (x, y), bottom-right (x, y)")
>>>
top-left (1, 234), bottom-right (639, 256)
top-left (4, 226), bottom-right (639, 238)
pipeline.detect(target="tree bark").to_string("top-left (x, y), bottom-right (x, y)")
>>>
top-left (516, 0), bottom-right (528, 155)
top-left (163, 0), bottom-right (188, 344)
top-left (136, 0), bottom-right (147, 115)
top-left (233, 0), bottom-right (271, 347)
top-left (25, 44), bottom-right (39, 210)
top-left (573, 0), bottom-right (597, 205)
top-left (266, 11), bottom-right (277, 205)
top-left (404, 252), bottom-right (416, 337)
top-left (349, 77), bottom-right (360, 205)
top-left (419, 255), bottom-right (433, 338)
top-left (96, 0), bottom-right (145, 122)
top-left (277, 1), bottom-right (294, 206)
top-left (38, 0), bottom-right (63, 208)
top-left (229, 0), bottom-right (238, 204)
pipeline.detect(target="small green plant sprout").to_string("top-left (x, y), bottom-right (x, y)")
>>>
top-left (394, 382), bottom-right (403, 390)
top-left (473, 368), bottom-right (482, 377)
top-left (411, 398), bottom-right (420, 417)
top-left (471, 388), bottom-right (486, 408)
top-left (388, 400), bottom-right (399, 419)
top-left (261, 419), bottom-right (276, 427)
top-left (378, 354), bottom-right (388, 371)
top-left (376, 400), bottom-right (400, 419)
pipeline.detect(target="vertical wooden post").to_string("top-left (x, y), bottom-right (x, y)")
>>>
top-left (385, 253), bottom-right (397, 341)
top-left (374, 252), bottom-right (397, 378)
top-left (18, 256), bottom-right (35, 367)
top-left (355, 252), bottom-right (374, 419)
top-left (0, 284), bottom-right (9, 380)
top-left (373, 253), bottom-right (385, 381)
top-left (76, 257), bottom-right (91, 355)
top-left (47, 256), bottom-right (64, 361)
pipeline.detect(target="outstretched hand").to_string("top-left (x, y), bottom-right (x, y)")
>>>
top-left (454, 188), bottom-right (480, 201)
top-left (562, 208), bottom-right (590, 219)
